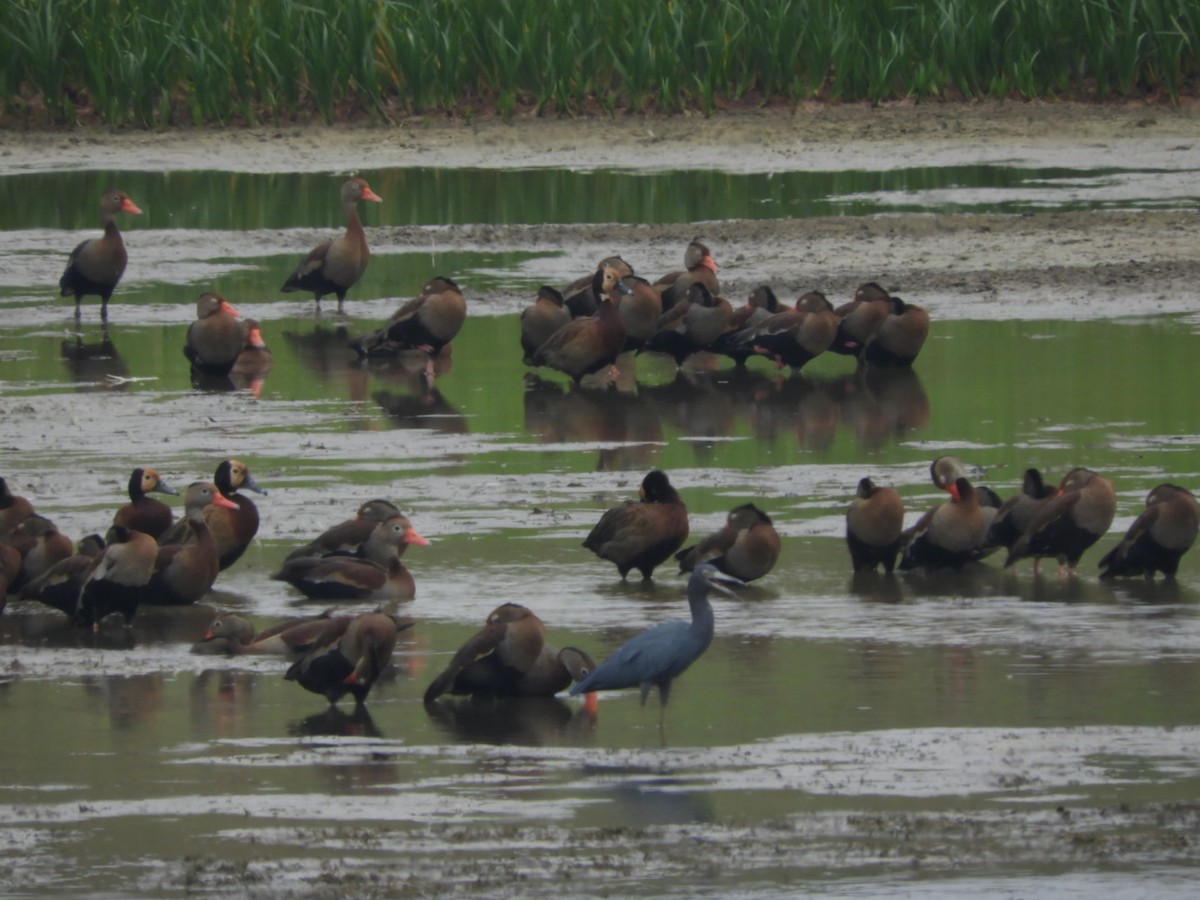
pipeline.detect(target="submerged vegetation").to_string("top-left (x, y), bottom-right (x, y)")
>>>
top-left (1, 0), bottom-right (1198, 126)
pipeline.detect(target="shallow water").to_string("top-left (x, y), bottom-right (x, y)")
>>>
top-left (2, 159), bottom-right (1200, 897)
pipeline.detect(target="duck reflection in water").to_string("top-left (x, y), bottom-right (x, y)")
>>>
top-left (425, 695), bottom-right (596, 745)
top-left (82, 673), bottom-right (164, 729)
top-left (281, 323), bottom-right (370, 404)
top-left (290, 705), bottom-right (383, 739)
top-left (370, 348), bottom-right (466, 434)
top-left (523, 374), bottom-right (663, 471)
top-left (61, 323), bottom-right (130, 390)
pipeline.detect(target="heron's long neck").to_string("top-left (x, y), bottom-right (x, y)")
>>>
top-left (689, 594), bottom-right (715, 643)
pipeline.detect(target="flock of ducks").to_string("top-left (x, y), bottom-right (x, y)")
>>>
top-left (850, 456), bottom-right (1200, 581)
top-left (0, 462), bottom-right (774, 711)
top-left (58, 180), bottom-right (929, 389)
top-left (28, 180), bottom-right (1200, 717)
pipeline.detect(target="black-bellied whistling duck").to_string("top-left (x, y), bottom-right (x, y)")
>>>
top-left (984, 468), bottom-right (1056, 554)
top-left (846, 477), bottom-right (905, 573)
top-left (349, 276), bottom-right (467, 361)
top-left (0, 477), bottom-right (34, 537)
top-left (734, 290), bottom-right (838, 373)
top-left (584, 470), bottom-right (689, 580)
top-left (899, 476), bottom-right (987, 571)
top-left (712, 285), bottom-right (785, 366)
top-left (617, 275), bottom-right (664, 353)
top-left (929, 455), bottom-right (1002, 534)
top-left (59, 190), bottom-right (142, 320)
top-left (76, 525), bottom-right (158, 628)
top-left (146, 482), bottom-right (238, 605)
top-left (1099, 483), bottom-right (1199, 580)
top-left (563, 256), bottom-right (633, 318)
top-left (284, 499), bottom-right (401, 561)
top-left (112, 467), bottom-right (178, 540)
top-left (654, 239), bottom-right (720, 311)
top-left (676, 503), bottom-right (781, 583)
top-left (530, 264), bottom-right (631, 384)
top-left (520, 286), bottom-right (571, 364)
top-left (831, 281), bottom-right (891, 357)
top-left (184, 292), bottom-right (244, 376)
top-left (160, 459), bottom-right (266, 570)
top-left (19, 533), bottom-right (105, 616)
top-left (281, 177), bottom-right (381, 314)
top-left (285, 611), bottom-right (410, 707)
top-left (3, 514), bottom-right (73, 592)
top-left (423, 602), bottom-right (547, 702)
top-left (643, 283), bottom-right (733, 367)
top-left (1006, 467), bottom-right (1116, 577)
top-left (191, 610), bottom-right (353, 660)
top-left (862, 295), bottom-right (930, 367)
top-left (272, 514), bottom-right (429, 600)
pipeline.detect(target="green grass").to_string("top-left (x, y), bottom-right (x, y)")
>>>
top-left (2, 0), bottom-right (1198, 127)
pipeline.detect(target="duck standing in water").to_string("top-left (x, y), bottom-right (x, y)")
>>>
top-left (583, 470), bottom-right (689, 580)
top-left (146, 482), bottom-right (238, 605)
top-left (1098, 483), bottom-right (1198, 580)
top-left (846, 477), bottom-right (905, 573)
top-left (899, 476), bottom-right (987, 571)
top-left (59, 190), bottom-right (142, 320)
top-left (676, 503), bottom-right (780, 583)
top-left (1006, 467), bottom-right (1116, 577)
top-left (286, 611), bottom-right (411, 708)
top-left (281, 177), bottom-right (381, 314)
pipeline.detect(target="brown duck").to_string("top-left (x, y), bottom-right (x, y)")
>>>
top-left (0, 476), bottom-right (34, 537)
top-left (712, 285), bottom-right (785, 367)
top-left (18, 532), bottom-right (106, 617)
top-left (654, 240), bottom-right (720, 311)
top-left (734, 290), bottom-right (838, 373)
top-left (77, 525), bottom-right (158, 628)
top-left (583, 470), bottom-right (689, 580)
top-left (184, 292), bottom-right (244, 376)
top-left (159, 459), bottom-right (266, 570)
top-left (831, 281), bottom-right (892, 357)
top-left (1006, 467), bottom-right (1116, 577)
top-left (520, 286), bottom-right (571, 364)
top-left (285, 611), bottom-right (409, 708)
top-left (112, 467), bottom-right (178, 540)
top-left (281, 177), bottom-right (381, 313)
top-left (644, 283), bottom-right (733, 367)
top-left (146, 482), bottom-right (238, 605)
top-left (285, 498), bottom-right (401, 561)
top-left (1099, 483), bottom-right (1200, 579)
top-left (846, 477), bottom-right (905, 573)
top-left (272, 514), bottom-right (429, 601)
top-left (617, 275), bottom-right (664, 353)
top-left (676, 503), bottom-right (781, 583)
top-left (349, 276), bottom-right (467, 359)
top-left (423, 602), bottom-right (547, 702)
top-left (862, 295), bottom-right (931, 367)
top-left (984, 468), bottom-right (1056, 553)
top-left (192, 610), bottom-right (354, 660)
top-left (530, 264), bottom-right (631, 384)
top-left (899, 476), bottom-right (987, 571)
top-left (563, 256), bottom-right (633, 318)
top-left (3, 514), bottom-right (73, 592)
top-left (59, 190), bottom-right (142, 320)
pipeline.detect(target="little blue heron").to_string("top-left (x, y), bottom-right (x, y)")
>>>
top-left (569, 563), bottom-right (740, 710)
